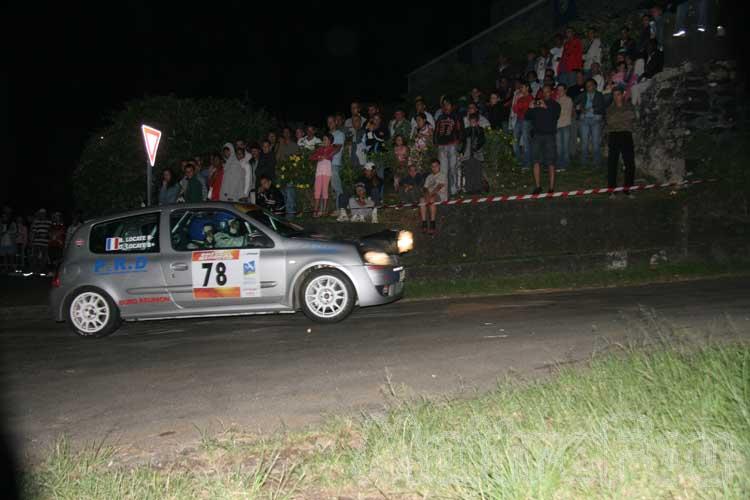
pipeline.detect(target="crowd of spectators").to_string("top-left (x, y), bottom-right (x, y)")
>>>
top-left (0, 206), bottom-right (83, 276)
top-left (1, 2), bottom-right (717, 254)
top-left (145, 2), bottom-right (683, 236)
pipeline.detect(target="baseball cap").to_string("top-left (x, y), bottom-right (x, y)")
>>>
top-left (363, 162), bottom-right (375, 171)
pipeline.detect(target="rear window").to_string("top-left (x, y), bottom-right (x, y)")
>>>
top-left (89, 213), bottom-right (160, 254)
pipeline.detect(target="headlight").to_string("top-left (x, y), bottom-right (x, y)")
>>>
top-left (363, 251), bottom-right (393, 266)
top-left (397, 230), bottom-right (414, 254)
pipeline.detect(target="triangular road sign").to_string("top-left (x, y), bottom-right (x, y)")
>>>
top-left (141, 125), bottom-right (162, 167)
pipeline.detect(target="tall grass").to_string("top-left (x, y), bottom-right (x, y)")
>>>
top-left (320, 335), bottom-right (750, 498)
top-left (23, 325), bottom-right (750, 499)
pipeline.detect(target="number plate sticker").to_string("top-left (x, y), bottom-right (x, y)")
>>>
top-left (191, 249), bottom-right (261, 299)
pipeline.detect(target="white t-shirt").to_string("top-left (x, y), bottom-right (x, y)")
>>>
top-left (298, 136), bottom-right (322, 150)
top-left (424, 171), bottom-right (448, 200)
top-left (550, 46), bottom-right (563, 76)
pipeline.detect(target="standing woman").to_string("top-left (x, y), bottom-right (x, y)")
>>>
top-left (309, 133), bottom-right (339, 218)
top-left (158, 167), bottom-right (180, 205)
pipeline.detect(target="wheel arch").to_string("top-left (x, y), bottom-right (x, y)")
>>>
top-left (289, 262), bottom-right (358, 310)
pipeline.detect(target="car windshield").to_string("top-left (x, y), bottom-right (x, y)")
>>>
top-left (240, 206), bottom-right (306, 237)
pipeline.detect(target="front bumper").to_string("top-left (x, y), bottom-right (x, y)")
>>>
top-left (352, 264), bottom-right (405, 307)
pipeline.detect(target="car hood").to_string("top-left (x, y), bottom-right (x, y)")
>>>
top-left (291, 230), bottom-right (403, 255)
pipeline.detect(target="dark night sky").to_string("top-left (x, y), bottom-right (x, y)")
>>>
top-left (5, 1), bottom-right (495, 213)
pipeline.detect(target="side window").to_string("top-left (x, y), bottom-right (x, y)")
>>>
top-left (90, 213), bottom-right (160, 254)
top-left (169, 209), bottom-right (273, 251)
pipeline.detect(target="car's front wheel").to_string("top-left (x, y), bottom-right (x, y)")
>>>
top-left (301, 269), bottom-right (356, 323)
top-left (66, 287), bottom-right (121, 338)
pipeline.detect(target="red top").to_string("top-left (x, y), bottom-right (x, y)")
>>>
top-left (208, 167), bottom-right (224, 201)
top-left (513, 94), bottom-right (533, 120)
top-left (559, 36), bottom-right (583, 73)
top-left (310, 145), bottom-right (338, 161)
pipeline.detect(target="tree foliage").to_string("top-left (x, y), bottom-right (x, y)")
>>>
top-left (74, 96), bottom-right (275, 215)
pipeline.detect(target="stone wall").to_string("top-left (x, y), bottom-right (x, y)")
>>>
top-left (635, 59), bottom-right (741, 183)
top-left (303, 188), bottom-right (750, 281)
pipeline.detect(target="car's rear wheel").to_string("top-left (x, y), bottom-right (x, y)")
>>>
top-left (301, 269), bottom-right (355, 323)
top-left (66, 288), bottom-right (121, 338)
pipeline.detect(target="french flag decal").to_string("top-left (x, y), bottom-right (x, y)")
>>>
top-left (105, 237), bottom-right (122, 251)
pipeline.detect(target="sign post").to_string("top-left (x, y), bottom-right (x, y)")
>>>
top-left (141, 125), bottom-right (162, 206)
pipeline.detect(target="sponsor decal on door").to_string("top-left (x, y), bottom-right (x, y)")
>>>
top-left (191, 249), bottom-right (261, 299)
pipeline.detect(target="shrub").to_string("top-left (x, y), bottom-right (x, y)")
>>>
top-left (74, 96), bottom-right (275, 215)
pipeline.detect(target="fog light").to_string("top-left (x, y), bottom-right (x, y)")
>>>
top-left (397, 230), bottom-right (414, 253)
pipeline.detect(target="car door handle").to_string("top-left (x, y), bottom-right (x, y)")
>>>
top-left (170, 263), bottom-right (189, 271)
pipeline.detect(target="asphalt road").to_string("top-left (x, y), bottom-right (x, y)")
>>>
top-left (2, 277), bottom-right (749, 462)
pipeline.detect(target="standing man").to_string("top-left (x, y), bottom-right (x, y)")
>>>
top-left (574, 79), bottom-right (606, 167)
top-left (298, 126), bottom-right (322, 150)
top-left (433, 97), bottom-right (463, 197)
top-left (525, 85), bottom-right (561, 194)
top-left (344, 101), bottom-right (364, 138)
top-left (558, 27), bottom-right (583, 86)
top-left (182, 163), bottom-right (205, 203)
top-left (606, 88), bottom-right (637, 197)
top-left (583, 27), bottom-right (602, 75)
top-left (327, 115), bottom-right (347, 220)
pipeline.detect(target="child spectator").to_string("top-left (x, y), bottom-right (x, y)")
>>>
top-left (419, 159), bottom-right (448, 235)
top-left (392, 135), bottom-right (410, 190)
top-left (358, 162), bottom-right (383, 205)
top-left (348, 183), bottom-right (376, 223)
top-left (310, 133), bottom-right (339, 217)
top-left (256, 175), bottom-right (286, 216)
top-left (398, 165), bottom-right (424, 205)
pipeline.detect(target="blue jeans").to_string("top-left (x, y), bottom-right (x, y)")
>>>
top-left (513, 120), bottom-right (532, 168)
top-left (331, 163), bottom-right (343, 209)
top-left (556, 126), bottom-right (571, 168)
top-left (284, 184), bottom-right (296, 218)
top-left (676, 0), bottom-right (709, 32)
top-left (438, 143), bottom-right (459, 196)
top-left (579, 115), bottom-right (603, 166)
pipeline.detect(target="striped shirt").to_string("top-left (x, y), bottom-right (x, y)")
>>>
top-left (31, 219), bottom-right (52, 246)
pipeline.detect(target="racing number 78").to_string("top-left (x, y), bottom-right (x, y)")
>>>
top-left (201, 262), bottom-right (228, 287)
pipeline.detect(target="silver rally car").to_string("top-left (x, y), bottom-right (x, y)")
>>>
top-left (50, 203), bottom-right (412, 337)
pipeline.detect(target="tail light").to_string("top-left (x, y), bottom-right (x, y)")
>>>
top-left (51, 269), bottom-right (61, 288)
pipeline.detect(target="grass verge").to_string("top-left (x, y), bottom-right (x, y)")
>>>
top-left (22, 324), bottom-right (750, 499)
top-left (405, 260), bottom-right (750, 300)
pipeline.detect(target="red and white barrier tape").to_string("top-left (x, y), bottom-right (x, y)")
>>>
top-left (379, 178), bottom-right (716, 209)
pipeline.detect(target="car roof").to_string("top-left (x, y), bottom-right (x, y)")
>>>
top-left (84, 202), bottom-right (263, 226)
